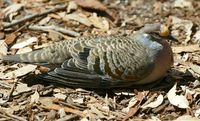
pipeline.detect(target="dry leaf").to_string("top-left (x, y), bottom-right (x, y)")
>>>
top-left (54, 93), bottom-right (67, 100)
top-left (123, 92), bottom-right (147, 121)
top-left (73, 97), bottom-right (84, 104)
top-left (0, 99), bottom-right (8, 105)
top-left (75, 0), bottom-right (107, 11)
top-left (172, 45), bottom-right (200, 53)
top-left (174, 0), bottom-right (193, 9)
top-left (102, 105), bottom-right (109, 112)
top-left (1, 64), bottom-right (37, 79)
top-left (90, 106), bottom-right (105, 119)
top-left (122, 97), bottom-right (137, 113)
top-left (171, 16), bottom-right (193, 43)
top-left (89, 13), bottom-right (109, 31)
top-left (58, 108), bottom-right (66, 118)
top-left (39, 17), bottom-right (51, 25)
top-left (2, 4), bottom-right (24, 17)
top-left (193, 80), bottom-right (200, 88)
top-left (167, 83), bottom-right (189, 109)
top-left (146, 116), bottom-right (161, 121)
top-left (173, 115), bottom-right (200, 121)
top-left (48, 31), bottom-right (61, 41)
top-left (67, 1), bottom-right (78, 13)
top-left (81, 117), bottom-right (89, 121)
top-left (13, 83), bottom-right (32, 96)
top-left (194, 108), bottom-right (200, 117)
top-left (142, 94), bottom-right (163, 109)
top-left (11, 37), bottom-right (38, 49)
top-left (0, 32), bottom-right (5, 39)
top-left (5, 33), bottom-right (17, 45)
top-left (10, 104), bottom-right (26, 114)
top-left (16, 47), bottom-right (32, 54)
top-left (193, 30), bottom-right (200, 43)
top-left (40, 97), bottom-right (84, 117)
top-left (49, 13), bottom-right (62, 19)
top-left (46, 110), bottom-right (56, 120)
top-left (189, 63), bottom-right (200, 75)
top-left (30, 90), bottom-right (40, 104)
top-left (153, 2), bottom-right (162, 15)
top-left (64, 13), bottom-right (91, 26)
top-left (0, 40), bottom-right (7, 58)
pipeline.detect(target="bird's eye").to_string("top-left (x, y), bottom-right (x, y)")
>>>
top-left (143, 33), bottom-right (156, 41)
top-left (143, 33), bottom-right (149, 37)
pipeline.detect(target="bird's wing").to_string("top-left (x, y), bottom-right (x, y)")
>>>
top-left (39, 34), bottom-right (161, 88)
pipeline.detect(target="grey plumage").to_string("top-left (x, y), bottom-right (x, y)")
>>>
top-left (2, 23), bottom-right (173, 88)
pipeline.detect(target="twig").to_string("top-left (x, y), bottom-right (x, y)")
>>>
top-left (14, 17), bottom-right (43, 33)
top-left (0, 109), bottom-right (27, 121)
top-left (3, 4), bottom-right (68, 29)
top-left (53, 99), bottom-right (86, 110)
top-left (28, 25), bottom-right (80, 37)
top-left (14, 85), bottom-right (54, 98)
top-left (7, 79), bottom-right (18, 101)
top-left (0, 81), bottom-right (11, 89)
top-left (46, 29), bottom-right (73, 39)
top-left (41, 101), bottom-right (85, 117)
top-left (4, 113), bottom-right (27, 121)
top-left (0, 79), bottom-right (19, 106)
top-left (0, 113), bottom-right (12, 120)
top-left (152, 100), bottom-right (169, 113)
top-left (56, 115), bottom-right (78, 121)
top-left (141, 93), bottom-right (157, 109)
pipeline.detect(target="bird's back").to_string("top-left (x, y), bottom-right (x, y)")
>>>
top-left (2, 23), bottom-right (173, 88)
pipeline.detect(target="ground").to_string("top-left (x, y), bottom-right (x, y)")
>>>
top-left (0, 0), bottom-right (200, 121)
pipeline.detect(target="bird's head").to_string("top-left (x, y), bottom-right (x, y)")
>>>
top-left (140, 23), bottom-right (177, 42)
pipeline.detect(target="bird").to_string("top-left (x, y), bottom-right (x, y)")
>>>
top-left (2, 23), bottom-right (174, 88)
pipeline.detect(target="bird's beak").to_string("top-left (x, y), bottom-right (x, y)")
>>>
top-left (159, 25), bottom-right (178, 42)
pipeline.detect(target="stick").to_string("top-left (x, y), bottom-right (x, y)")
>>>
top-left (0, 109), bottom-right (27, 121)
top-left (28, 25), bottom-right (80, 37)
top-left (3, 4), bottom-right (68, 29)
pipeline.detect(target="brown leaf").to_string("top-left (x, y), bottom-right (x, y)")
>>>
top-left (0, 12), bottom-right (4, 20)
top-left (0, 40), bottom-right (7, 58)
top-left (48, 31), bottom-right (61, 41)
top-left (74, 0), bottom-right (107, 11)
top-left (37, 66), bottom-right (50, 73)
top-left (173, 115), bottom-right (200, 121)
top-left (123, 106), bottom-right (139, 121)
top-left (11, 37), bottom-right (38, 49)
top-left (122, 91), bottom-right (147, 121)
top-left (2, 4), bottom-right (24, 17)
top-left (189, 63), bottom-right (200, 75)
top-left (153, 2), bottom-right (162, 15)
top-left (89, 13), bottom-right (109, 31)
top-left (40, 97), bottom-right (85, 117)
top-left (0, 32), bottom-right (5, 39)
top-left (13, 83), bottom-right (32, 96)
top-left (5, 33), bottom-right (17, 45)
top-left (16, 47), bottom-right (32, 54)
top-left (67, 1), bottom-right (78, 13)
top-left (141, 94), bottom-right (164, 109)
top-left (172, 45), bottom-right (200, 53)
top-left (1, 64), bottom-right (37, 79)
top-left (167, 83), bottom-right (189, 109)
top-left (0, 1), bottom-right (2, 7)
top-left (63, 13), bottom-right (92, 26)
top-left (30, 90), bottom-right (40, 104)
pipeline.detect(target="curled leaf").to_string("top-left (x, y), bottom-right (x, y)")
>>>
top-left (167, 83), bottom-right (189, 109)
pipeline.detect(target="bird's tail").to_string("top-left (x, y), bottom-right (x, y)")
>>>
top-left (2, 49), bottom-right (48, 63)
top-left (2, 40), bottom-right (72, 64)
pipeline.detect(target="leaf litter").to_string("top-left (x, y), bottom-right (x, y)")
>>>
top-left (0, 0), bottom-right (199, 120)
